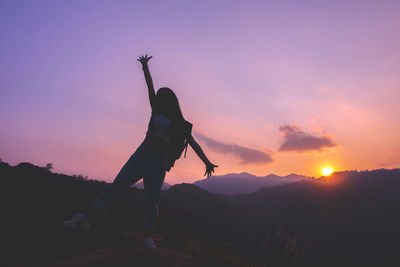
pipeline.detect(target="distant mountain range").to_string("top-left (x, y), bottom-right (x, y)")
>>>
top-left (132, 172), bottom-right (314, 195)
top-left (193, 172), bottom-right (314, 195)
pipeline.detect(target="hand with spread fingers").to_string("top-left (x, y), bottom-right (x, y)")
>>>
top-left (137, 54), bottom-right (153, 67)
top-left (204, 162), bottom-right (218, 177)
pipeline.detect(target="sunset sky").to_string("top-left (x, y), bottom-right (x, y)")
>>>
top-left (1, 0), bottom-right (400, 185)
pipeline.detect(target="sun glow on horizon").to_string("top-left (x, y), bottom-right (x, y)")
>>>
top-left (322, 167), bottom-right (334, 176)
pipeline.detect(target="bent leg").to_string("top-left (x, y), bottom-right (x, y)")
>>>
top-left (90, 144), bottom-right (148, 214)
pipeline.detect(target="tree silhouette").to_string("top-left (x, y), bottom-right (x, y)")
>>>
top-left (45, 163), bottom-right (53, 171)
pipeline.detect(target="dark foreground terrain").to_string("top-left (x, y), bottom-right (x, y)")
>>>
top-left (0, 160), bottom-right (399, 266)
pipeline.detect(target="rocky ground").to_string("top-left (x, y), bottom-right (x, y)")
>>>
top-left (0, 229), bottom-right (261, 267)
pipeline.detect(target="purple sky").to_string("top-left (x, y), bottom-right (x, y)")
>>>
top-left (1, 0), bottom-right (400, 184)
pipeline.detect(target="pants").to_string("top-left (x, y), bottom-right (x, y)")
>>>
top-left (90, 140), bottom-right (168, 231)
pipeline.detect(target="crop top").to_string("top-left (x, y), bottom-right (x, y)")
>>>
top-left (146, 113), bottom-right (173, 144)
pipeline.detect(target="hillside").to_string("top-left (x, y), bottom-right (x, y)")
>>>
top-left (1, 161), bottom-right (400, 266)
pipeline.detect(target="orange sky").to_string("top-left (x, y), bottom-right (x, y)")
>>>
top-left (1, 1), bottom-right (400, 184)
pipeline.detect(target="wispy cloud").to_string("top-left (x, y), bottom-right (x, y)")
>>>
top-left (278, 124), bottom-right (337, 153)
top-left (194, 132), bottom-right (273, 165)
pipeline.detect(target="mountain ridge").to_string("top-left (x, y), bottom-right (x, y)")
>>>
top-left (1, 160), bottom-right (400, 265)
top-left (193, 172), bottom-right (314, 195)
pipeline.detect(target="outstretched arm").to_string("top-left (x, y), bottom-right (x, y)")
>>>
top-left (138, 54), bottom-right (156, 110)
top-left (187, 134), bottom-right (218, 177)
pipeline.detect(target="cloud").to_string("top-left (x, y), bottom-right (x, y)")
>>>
top-left (194, 132), bottom-right (273, 165)
top-left (278, 124), bottom-right (337, 153)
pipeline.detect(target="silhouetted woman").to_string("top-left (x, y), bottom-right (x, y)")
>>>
top-left (63, 54), bottom-right (218, 248)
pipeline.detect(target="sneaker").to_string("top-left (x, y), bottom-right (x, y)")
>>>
top-left (144, 236), bottom-right (157, 249)
top-left (63, 213), bottom-right (90, 230)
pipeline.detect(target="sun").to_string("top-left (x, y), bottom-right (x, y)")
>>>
top-left (322, 167), bottom-right (334, 176)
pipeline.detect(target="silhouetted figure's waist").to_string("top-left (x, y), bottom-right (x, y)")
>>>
top-left (144, 133), bottom-right (169, 150)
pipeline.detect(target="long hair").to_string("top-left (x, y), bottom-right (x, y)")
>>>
top-left (148, 87), bottom-right (185, 135)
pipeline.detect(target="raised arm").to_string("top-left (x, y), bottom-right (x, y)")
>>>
top-left (187, 134), bottom-right (218, 177)
top-left (138, 54), bottom-right (156, 110)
